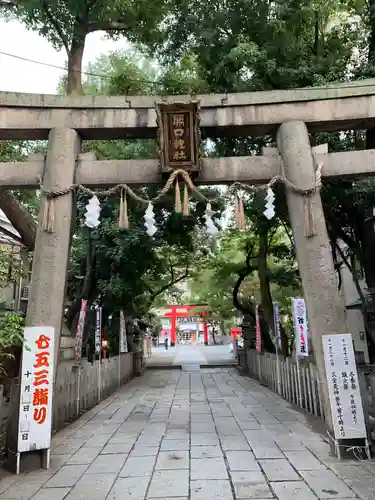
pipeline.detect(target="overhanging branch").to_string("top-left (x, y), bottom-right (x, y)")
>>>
top-left (41, 0), bottom-right (69, 52)
top-left (87, 21), bottom-right (130, 33)
top-left (148, 271), bottom-right (189, 307)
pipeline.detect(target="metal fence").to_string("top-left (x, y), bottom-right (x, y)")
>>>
top-left (242, 349), bottom-right (325, 420)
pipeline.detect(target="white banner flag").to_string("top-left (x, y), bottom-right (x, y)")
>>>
top-left (273, 301), bottom-right (281, 351)
top-left (292, 298), bottom-right (309, 357)
top-left (95, 306), bottom-right (102, 356)
top-left (255, 305), bottom-right (261, 353)
top-left (74, 299), bottom-right (87, 363)
top-left (119, 310), bottom-right (128, 353)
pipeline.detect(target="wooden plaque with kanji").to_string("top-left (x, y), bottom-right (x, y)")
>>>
top-left (156, 101), bottom-right (201, 173)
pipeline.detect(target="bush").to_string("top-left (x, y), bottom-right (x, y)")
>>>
top-left (0, 312), bottom-right (25, 376)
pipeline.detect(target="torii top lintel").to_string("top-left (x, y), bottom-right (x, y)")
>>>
top-left (1, 79), bottom-right (375, 140)
top-left (162, 304), bottom-right (209, 318)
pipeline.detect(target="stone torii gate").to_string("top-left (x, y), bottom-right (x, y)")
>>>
top-left (2, 79), bottom-right (375, 447)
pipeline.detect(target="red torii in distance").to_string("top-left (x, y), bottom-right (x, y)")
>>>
top-left (163, 304), bottom-right (209, 346)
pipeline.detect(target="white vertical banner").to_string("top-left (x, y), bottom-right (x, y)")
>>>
top-left (273, 302), bottom-right (282, 395)
top-left (18, 327), bottom-right (55, 454)
top-left (273, 302), bottom-right (281, 351)
top-left (95, 306), bottom-right (102, 356)
top-left (292, 298), bottom-right (309, 357)
top-left (74, 299), bottom-right (87, 417)
top-left (95, 306), bottom-right (102, 402)
top-left (74, 299), bottom-right (87, 363)
top-left (255, 305), bottom-right (261, 353)
top-left (119, 310), bottom-right (128, 353)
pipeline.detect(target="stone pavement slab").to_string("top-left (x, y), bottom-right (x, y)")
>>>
top-left (31, 489), bottom-right (71, 500)
top-left (270, 480), bottom-right (318, 500)
top-left (300, 469), bottom-right (357, 498)
top-left (191, 479), bottom-right (232, 500)
top-left (0, 367), bottom-right (373, 499)
top-left (65, 474), bottom-right (116, 500)
top-left (107, 476), bottom-right (150, 499)
top-left (148, 470), bottom-right (189, 497)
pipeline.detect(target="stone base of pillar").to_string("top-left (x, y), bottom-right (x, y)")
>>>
top-left (204, 341), bottom-right (208, 346)
top-left (170, 342), bottom-right (175, 347)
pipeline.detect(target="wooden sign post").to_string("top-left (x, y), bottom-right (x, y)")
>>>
top-left (17, 327), bottom-right (55, 474)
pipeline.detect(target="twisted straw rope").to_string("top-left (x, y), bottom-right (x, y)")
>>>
top-left (228, 162), bottom-right (323, 197)
top-left (40, 163), bottom-right (323, 205)
top-left (40, 162), bottom-right (323, 236)
top-left (41, 169), bottom-right (206, 205)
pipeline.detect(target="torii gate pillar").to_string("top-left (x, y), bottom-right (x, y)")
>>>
top-left (276, 120), bottom-right (348, 433)
top-left (26, 128), bottom-right (80, 375)
top-left (7, 128), bottom-right (80, 474)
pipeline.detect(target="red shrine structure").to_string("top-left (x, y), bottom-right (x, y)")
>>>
top-left (162, 304), bottom-right (209, 346)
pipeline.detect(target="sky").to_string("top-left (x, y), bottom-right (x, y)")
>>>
top-left (0, 20), bottom-right (127, 94)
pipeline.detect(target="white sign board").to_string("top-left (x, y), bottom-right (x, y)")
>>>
top-left (292, 298), bottom-right (309, 357)
top-left (18, 327), bottom-right (55, 453)
top-left (322, 334), bottom-right (366, 440)
top-left (119, 310), bottom-right (128, 353)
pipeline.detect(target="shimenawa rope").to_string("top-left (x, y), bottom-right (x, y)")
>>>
top-left (40, 164), bottom-right (323, 236)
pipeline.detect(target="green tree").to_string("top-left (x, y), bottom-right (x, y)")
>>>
top-left (149, 0), bottom-right (375, 357)
top-left (155, 0), bottom-right (358, 91)
top-left (1, 0), bottom-right (169, 94)
top-left (61, 51), bottom-right (222, 350)
top-left (187, 222), bottom-right (300, 353)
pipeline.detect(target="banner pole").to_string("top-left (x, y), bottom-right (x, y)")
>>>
top-left (255, 304), bottom-right (262, 380)
top-left (74, 299), bottom-right (87, 417)
top-left (273, 302), bottom-right (282, 395)
top-left (95, 306), bottom-right (102, 402)
top-left (292, 297), bottom-right (309, 408)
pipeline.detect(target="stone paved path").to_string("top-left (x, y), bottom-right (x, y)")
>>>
top-left (1, 368), bottom-right (375, 500)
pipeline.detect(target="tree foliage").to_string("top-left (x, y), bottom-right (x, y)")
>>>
top-left (5, 0), bottom-right (375, 359)
top-left (61, 52), bottom-right (223, 352)
top-left (1, 0), bottom-right (169, 94)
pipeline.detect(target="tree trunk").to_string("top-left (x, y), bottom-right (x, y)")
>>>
top-left (258, 228), bottom-right (274, 326)
top-left (357, 209), bottom-right (375, 291)
top-left (258, 227), bottom-right (289, 356)
top-left (67, 233), bottom-right (96, 336)
top-left (67, 32), bottom-right (86, 96)
top-left (233, 272), bottom-right (275, 353)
